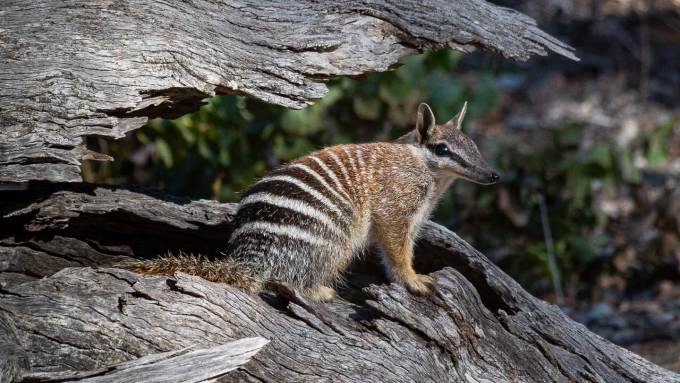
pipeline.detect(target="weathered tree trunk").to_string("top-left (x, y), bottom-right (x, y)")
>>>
top-left (1, 184), bottom-right (678, 382)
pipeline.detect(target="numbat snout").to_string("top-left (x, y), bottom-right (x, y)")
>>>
top-left (134, 102), bottom-right (499, 301)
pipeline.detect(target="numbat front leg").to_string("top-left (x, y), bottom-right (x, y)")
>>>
top-left (377, 218), bottom-right (436, 296)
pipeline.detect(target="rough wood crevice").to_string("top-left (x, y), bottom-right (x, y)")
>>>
top-left (1, 184), bottom-right (677, 382)
top-left (0, 0), bottom-right (577, 183)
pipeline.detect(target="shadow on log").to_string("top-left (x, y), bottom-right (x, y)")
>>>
top-left (1, 184), bottom-right (678, 382)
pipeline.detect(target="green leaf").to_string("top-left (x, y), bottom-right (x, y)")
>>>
top-left (469, 73), bottom-right (498, 115)
top-left (646, 120), bottom-right (674, 166)
top-left (197, 137), bottom-right (213, 160)
top-left (561, 124), bottom-right (583, 146)
top-left (567, 234), bottom-right (593, 264)
top-left (395, 54), bottom-right (426, 83)
top-left (617, 148), bottom-right (641, 183)
top-left (154, 138), bottom-right (173, 168)
top-left (378, 78), bottom-right (412, 105)
top-left (590, 144), bottom-right (611, 169)
top-left (177, 124), bottom-right (195, 144)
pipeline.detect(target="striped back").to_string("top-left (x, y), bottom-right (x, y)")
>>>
top-left (225, 143), bottom-right (381, 287)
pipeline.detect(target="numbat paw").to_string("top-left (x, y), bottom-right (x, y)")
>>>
top-left (404, 274), bottom-right (436, 296)
top-left (304, 285), bottom-right (337, 302)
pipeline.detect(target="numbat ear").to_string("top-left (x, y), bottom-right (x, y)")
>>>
top-left (445, 101), bottom-right (468, 130)
top-left (416, 103), bottom-right (436, 144)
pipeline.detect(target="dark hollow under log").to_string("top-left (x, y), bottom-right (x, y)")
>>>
top-left (1, 183), bottom-right (677, 382)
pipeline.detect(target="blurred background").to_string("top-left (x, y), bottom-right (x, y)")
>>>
top-left (84, 0), bottom-right (680, 370)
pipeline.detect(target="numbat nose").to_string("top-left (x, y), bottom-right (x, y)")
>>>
top-left (489, 172), bottom-right (500, 183)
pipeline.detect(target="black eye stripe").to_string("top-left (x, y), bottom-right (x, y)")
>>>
top-left (449, 153), bottom-right (469, 168)
top-left (427, 144), bottom-right (470, 168)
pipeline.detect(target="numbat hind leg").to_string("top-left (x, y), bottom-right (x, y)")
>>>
top-left (303, 285), bottom-right (337, 302)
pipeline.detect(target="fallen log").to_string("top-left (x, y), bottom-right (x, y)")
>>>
top-left (1, 184), bottom-right (677, 382)
top-left (0, 313), bottom-right (29, 383)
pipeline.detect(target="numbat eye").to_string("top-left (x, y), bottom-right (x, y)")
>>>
top-left (434, 144), bottom-right (450, 156)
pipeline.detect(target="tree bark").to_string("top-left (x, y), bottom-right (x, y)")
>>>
top-left (19, 338), bottom-right (268, 383)
top-left (0, 0), bottom-right (577, 183)
top-left (1, 184), bottom-right (677, 382)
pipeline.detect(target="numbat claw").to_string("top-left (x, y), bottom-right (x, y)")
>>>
top-left (405, 274), bottom-right (436, 296)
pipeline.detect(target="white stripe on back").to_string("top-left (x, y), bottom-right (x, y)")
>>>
top-left (328, 151), bottom-right (353, 189)
top-left (342, 146), bottom-right (359, 177)
top-left (240, 192), bottom-right (345, 237)
top-left (256, 175), bottom-right (343, 216)
top-left (231, 221), bottom-right (330, 248)
top-left (308, 155), bottom-right (351, 201)
top-left (288, 163), bottom-right (351, 208)
top-left (368, 150), bottom-right (378, 181)
top-left (354, 146), bottom-right (366, 174)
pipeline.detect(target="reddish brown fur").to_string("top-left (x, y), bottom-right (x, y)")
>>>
top-left (304, 142), bottom-right (440, 295)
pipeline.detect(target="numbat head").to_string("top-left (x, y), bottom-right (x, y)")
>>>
top-left (404, 102), bottom-right (500, 185)
top-left (133, 102), bottom-right (498, 302)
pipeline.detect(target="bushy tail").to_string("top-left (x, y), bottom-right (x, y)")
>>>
top-left (118, 252), bottom-right (263, 292)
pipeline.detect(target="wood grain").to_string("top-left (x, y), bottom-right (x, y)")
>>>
top-left (20, 338), bottom-right (268, 383)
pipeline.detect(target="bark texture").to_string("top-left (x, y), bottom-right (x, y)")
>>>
top-left (1, 184), bottom-right (677, 382)
top-left (0, 0), bottom-right (577, 184)
top-left (20, 338), bottom-right (268, 383)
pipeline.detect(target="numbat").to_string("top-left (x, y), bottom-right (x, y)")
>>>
top-left (135, 102), bottom-right (499, 301)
